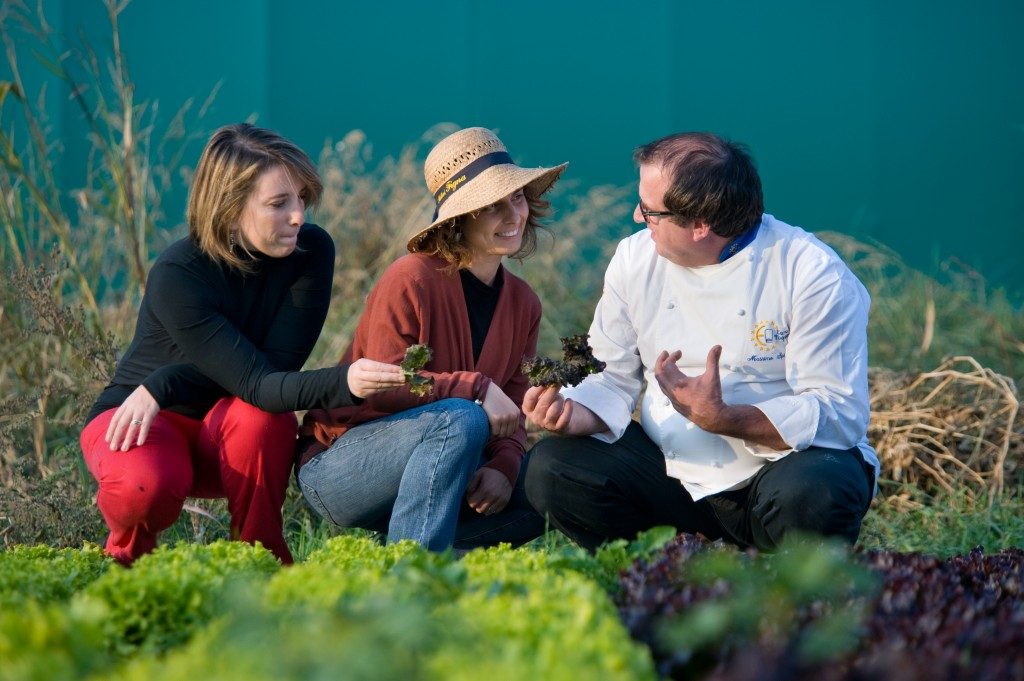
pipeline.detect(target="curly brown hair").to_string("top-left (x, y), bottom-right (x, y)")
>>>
top-left (415, 190), bottom-right (550, 273)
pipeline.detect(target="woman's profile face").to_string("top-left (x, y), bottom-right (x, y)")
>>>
top-left (237, 165), bottom-right (306, 258)
top-left (461, 188), bottom-right (529, 261)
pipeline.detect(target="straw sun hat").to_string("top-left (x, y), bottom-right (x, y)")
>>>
top-left (407, 127), bottom-right (568, 252)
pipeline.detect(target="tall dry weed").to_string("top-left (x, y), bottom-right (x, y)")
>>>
top-left (820, 232), bottom-right (1024, 382)
top-left (306, 126), bottom-right (452, 365)
top-left (0, 0), bottom-right (204, 519)
top-left (509, 185), bottom-right (634, 352)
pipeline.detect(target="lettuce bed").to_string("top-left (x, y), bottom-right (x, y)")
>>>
top-left (0, 538), bottom-right (655, 681)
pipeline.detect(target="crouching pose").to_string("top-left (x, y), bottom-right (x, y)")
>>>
top-left (80, 124), bottom-right (404, 564)
top-left (523, 132), bottom-right (878, 552)
top-left (298, 127), bottom-right (564, 550)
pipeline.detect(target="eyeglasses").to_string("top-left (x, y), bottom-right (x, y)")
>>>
top-left (637, 199), bottom-right (680, 225)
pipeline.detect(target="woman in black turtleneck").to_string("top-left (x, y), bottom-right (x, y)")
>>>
top-left (80, 124), bottom-right (404, 565)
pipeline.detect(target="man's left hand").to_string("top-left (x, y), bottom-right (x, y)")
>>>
top-left (654, 345), bottom-right (726, 433)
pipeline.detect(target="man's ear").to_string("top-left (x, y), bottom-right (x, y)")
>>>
top-left (691, 220), bottom-right (712, 240)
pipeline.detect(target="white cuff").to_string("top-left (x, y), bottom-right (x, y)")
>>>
top-left (562, 380), bottom-right (633, 443)
top-left (751, 395), bottom-right (819, 452)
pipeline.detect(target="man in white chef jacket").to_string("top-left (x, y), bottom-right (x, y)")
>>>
top-left (522, 132), bottom-right (879, 551)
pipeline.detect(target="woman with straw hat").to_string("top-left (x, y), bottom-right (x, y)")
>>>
top-left (298, 127), bottom-right (567, 550)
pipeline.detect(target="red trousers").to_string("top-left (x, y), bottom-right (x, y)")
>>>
top-left (80, 397), bottom-right (296, 565)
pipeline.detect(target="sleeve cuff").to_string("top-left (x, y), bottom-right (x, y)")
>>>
top-left (474, 376), bottom-right (493, 403)
top-left (562, 379), bottom-right (633, 442)
top-left (482, 441), bottom-right (523, 485)
top-left (751, 396), bottom-right (820, 453)
top-left (335, 363), bottom-right (362, 406)
top-left (141, 375), bottom-right (170, 408)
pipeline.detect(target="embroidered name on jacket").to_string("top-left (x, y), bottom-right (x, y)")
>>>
top-left (748, 319), bottom-right (789, 361)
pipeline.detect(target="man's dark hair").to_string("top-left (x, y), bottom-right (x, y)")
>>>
top-left (633, 132), bottom-right (763, 238)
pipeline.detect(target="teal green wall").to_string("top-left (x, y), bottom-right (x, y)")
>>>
top-left (10, 0), bottom-right (1024, 298)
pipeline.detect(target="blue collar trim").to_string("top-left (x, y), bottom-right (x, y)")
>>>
top-left (718, 222), bottom-right (761, 262)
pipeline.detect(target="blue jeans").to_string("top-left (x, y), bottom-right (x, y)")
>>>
top-left (297, 398), bottom-right (489, 551)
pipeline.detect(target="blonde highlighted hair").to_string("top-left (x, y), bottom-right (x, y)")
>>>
top-left (187, 123), bottom-right (322, 270)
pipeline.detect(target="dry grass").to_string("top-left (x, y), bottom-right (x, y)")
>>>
top-left (508, 184), bottom-right (633, 353)
top-left (308, 126), bottom-right (454, 365)
top-left (869, 357), bottom-right (1021, 502)
top-left (1, 0), bottom-right (209, 475)
top-left (820, 232), bottom-right (1024, 380)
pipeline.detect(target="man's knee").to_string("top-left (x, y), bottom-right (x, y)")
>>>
top-left (523, 436), bottom-right (585, 514)
top-left (759, 471), bottom-right (869, 546)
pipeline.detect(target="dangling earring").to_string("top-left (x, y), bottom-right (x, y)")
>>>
top-left (229, 231), bottom-right (237, 248)
top-left (454, 231), bottom-right (462, 242)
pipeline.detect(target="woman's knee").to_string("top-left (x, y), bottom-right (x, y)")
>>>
top-left (296, 468), bottom-right (341, 526)
top-left (82, 413), bottom-right (192, 528)
top-left (429, 398), bottom-right (489, 453)
top-left (207, 398), bottom-right (297, 472)
top-left (213, 398), bottom-right (297, 439)
top-left (96, 454), bottom-right (192, 529)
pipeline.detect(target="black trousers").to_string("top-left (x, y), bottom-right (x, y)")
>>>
top-left (452, 458), bottom-right (546, 550)
top-left (524, 421), bottom-right (873, 552)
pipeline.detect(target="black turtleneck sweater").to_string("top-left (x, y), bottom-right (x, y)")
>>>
top-left (459, 266), bottom-right (504, 363)
top-left (86, 224), bottom-right (355, 423)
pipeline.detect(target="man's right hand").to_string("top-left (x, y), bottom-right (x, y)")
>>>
top-left (521, 385), bottom-right (575, 434)
top-left (523, 385), bottom-right (610, 436)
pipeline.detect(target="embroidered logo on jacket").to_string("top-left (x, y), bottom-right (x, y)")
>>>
top-left (749, 320), bottom-right (790, 353)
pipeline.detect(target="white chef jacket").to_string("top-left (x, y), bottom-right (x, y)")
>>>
top-left (563, 214), bottom-right (880, 500)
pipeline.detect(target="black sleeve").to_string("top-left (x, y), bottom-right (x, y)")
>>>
top-left (142, 236), bottom-right (355, 413)
top-left (144, 363), bottom-right (227, 408)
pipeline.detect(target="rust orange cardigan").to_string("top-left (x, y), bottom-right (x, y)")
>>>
top-left (299, 253), bottom-right (541, 484)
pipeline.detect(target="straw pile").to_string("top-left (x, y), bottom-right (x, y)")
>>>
top-left (870, 356), bottom-right (1021, 501)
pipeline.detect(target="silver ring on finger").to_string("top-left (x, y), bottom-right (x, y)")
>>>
top-left (131, 419), bottom-right (143, 426)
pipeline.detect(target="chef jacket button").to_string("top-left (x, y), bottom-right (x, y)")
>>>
top-left (737, 308), bottom-right (745, 316)
top-left (667, 302), bottom-right (675, 309)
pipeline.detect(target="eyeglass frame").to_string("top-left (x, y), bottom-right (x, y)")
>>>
top-left (637, 198), bottom-right (684, 225)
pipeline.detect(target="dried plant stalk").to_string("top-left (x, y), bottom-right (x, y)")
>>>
top-left (870, 356), bottom-right (1020, 502)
